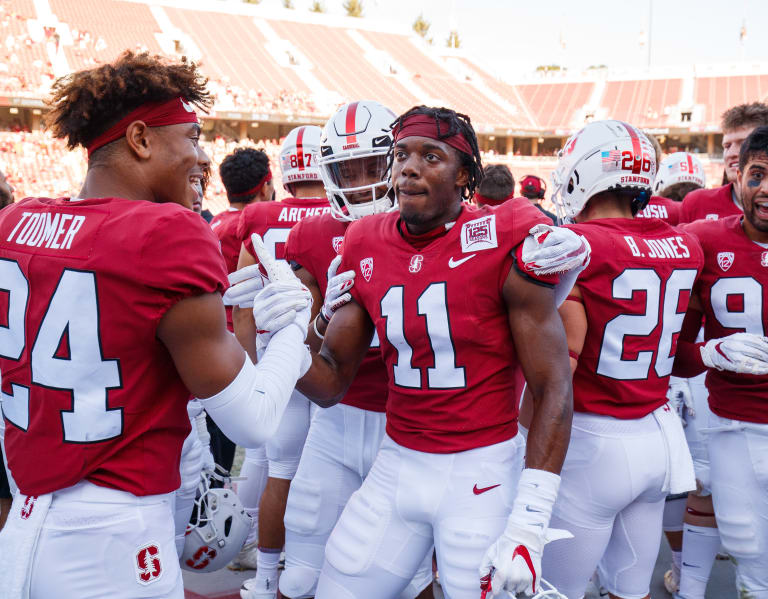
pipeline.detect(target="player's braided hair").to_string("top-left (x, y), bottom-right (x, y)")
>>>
top-left (45, 51), bottom-right (211, 156)
top-left (387, 106), bottom-right (484, 199)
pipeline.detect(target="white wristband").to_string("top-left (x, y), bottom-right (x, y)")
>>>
top-left (313, 315), bottom-right (325, 339)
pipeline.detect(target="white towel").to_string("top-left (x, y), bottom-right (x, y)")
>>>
top-left (652, 402), bottom-right (696, 495)
top-left (0, 492), bottom-right (52, 599)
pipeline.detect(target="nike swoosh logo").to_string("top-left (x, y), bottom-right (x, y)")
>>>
top-left (525, 504), bottom-right (543, 513)
top-left (473, 483), bottom-right (501, 495)
top-left (448, 254), bottom-right (476, 268)
top-left (682, 562), bottom-right (701, 568)
top-left (715, 342), bottom-right (732, 363)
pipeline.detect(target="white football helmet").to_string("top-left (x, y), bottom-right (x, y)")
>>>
top-left (653, 151), bottom-right (706, 194)
top-left (280, 125), bottom-right (323, 193)
top-left (551, 120), bottom-right (657, 221)
top-left (181, 470), bottom-right (252, 573)
top-left (318, 100), bottom-right (396, 221)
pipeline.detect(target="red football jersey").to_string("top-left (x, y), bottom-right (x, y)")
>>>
top-left (679, 183), bottom-right (742, 224)
top-left (0, 197), bottom-right (228, 496)
top-left (285, 213), bottom-right (387, 413)
top-left (683, 216), bottom-right (768, 423)
top-left (210, 208), bottom-right (243, 331)
top-left (237, 197), bottom-right (330, 263)
top-left (339, 200), bottom-right (550, 453)
top-left (636, 196), bottom-right (681, 225)
top-left (565, 218), bottom-right (704, 418)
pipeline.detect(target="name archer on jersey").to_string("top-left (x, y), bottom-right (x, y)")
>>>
top-left (6, 211), bottom-right (85, 250)
top-left (277, 206), bottom-right (330, 222)
top-left (623, 234), bottom-right (691, 259)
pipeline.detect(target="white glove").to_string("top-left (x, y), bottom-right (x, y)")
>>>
top-left (193, 409), bottom-right (216, 472)
top-left (667, 376), bottom-right (695, 424)
top-left (479, 469), bottom-right (573, 597)
top-left (179, 420), bottom-right (205, 497)
top-left (247, 232), bottom-right (312, 337)
top-left (321, 254), bottom-right (355, 322)
top-left (223, 264), bottom-right (268, 308)
top-left (700, 333), bottom-right (768, 375)
top-left (253, 283), bottom-right (312, 338)
top-left (521, 224), bottom-right (591, 275)
top-left (222, 233), bottom-right (297, 307)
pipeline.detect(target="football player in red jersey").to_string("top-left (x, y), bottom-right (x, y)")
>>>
top-left (212, 147), bottom-right (274, 326)
top-left (679, 103), bottom-right (768, 224)
top-left (234, 126), bottom-right (330, 597)
top-left (268, 101), bottom-right (432, 599)
top-left (0, 168), bottom-right (13, 531)
top-left (642, 149), bottom-right (717, 599)
top-left (537, 120), bottom-right (704, 599)
top-left (672, 127), bottom-right (768, 599)
top-left (225, 139), bottom-right (303, 574)
top-left (0, 52), bottom-right (313, 599)
top-left (290, 105), bottom-right (576, 599)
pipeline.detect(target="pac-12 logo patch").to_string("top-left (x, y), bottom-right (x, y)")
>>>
top-left (460, 215), bottom-right (498, 253)
top-left (360, 257), bottom-right (373, 282)
top-left (717, 252), bottom-right (734, 272)
top-left (332, 236), bottom-right (344, 254)
top-left (409, 254), bottom-right (423, 273)
top-left (762, 251), bottom-right (768, 267)
top-left (136, 543), bottom-right (163, 585)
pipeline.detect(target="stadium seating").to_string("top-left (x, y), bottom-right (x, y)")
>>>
top-left (601, 78), bottom-right (683, 129)
top-left (515, 81), bottom-right (595, 131)
top-left (1, 0), bottom-right (767, 134)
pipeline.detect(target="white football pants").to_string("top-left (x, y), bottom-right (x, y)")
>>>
top-left (30, 480), bottom-right (182, 599)
top-left (708, 415), bottom-right (768, 597)
top-left (280, 404), bottom-right (432, 599)
top-left (267, 390), bottom-right (316, 479)
top-left (542, 412), bottom-right (668, 599)
top-left (314, 433), bottom-right (525, 599)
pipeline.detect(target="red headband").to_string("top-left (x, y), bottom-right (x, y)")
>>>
top-left (86, 96), bottom-right (199, 157)
top-left (230, 171), bottom-right (273, 199)
top-left (393, 113), bottom-right (473, 156)
top-left (474, 191), bottom-right (514, 206)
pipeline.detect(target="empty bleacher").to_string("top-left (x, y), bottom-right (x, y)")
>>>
top-left (515, 81), bottom-right (595, 131)
top-left (267, 20), bottom-right (419, 114)
top-left (164, 8), bottom-right (311, 104)
top-left (694, 74), bottom-right (768, 128)
top-left (49, 0), bottom-right (163, 69)
top-left (601, 78), bottom-right (682, 128)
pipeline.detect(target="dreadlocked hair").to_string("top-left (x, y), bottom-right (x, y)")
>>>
top-left (387, 105), bottom-right (484, 199)
top-left (45, 51), bottom-right (212, 155)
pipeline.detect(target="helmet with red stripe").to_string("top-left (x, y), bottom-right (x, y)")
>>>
top-left (181, 469), bottom-right (251, 573)
top-left (279, 125), bottom-right (322, 194)
top-left (551, 120), bottom-right (656, 221)
top-left (318, 100), bottom-right (396, 221)
top-left (653, 151), bottom-right (706, 195)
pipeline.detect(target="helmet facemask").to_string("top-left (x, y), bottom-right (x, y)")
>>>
top-left (320, 151), bottom-right (393, 221)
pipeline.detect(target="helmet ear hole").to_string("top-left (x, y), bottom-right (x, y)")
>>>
top-left (567, 179), bottom-right (574, 194)
top-left (224, 515), bottom-right (233, 537)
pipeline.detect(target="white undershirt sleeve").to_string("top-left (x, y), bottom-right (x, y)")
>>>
top-left (200, 324), bottom-right (310, 448)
